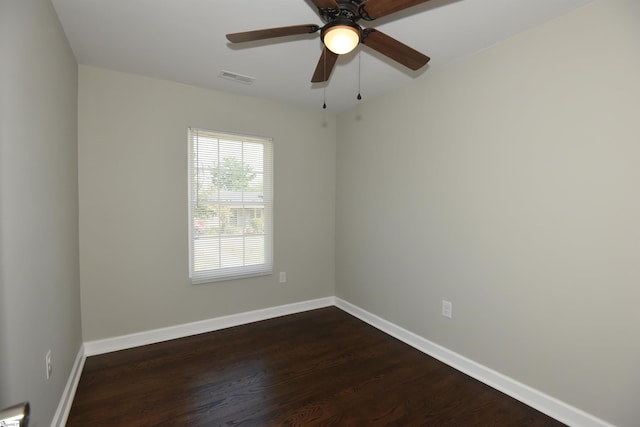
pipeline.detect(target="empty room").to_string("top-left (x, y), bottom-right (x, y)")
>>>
top-left (1, 0), bottom-right (639, 426)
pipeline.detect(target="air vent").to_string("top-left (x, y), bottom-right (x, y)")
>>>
top-left (219, 70), bottom-right (255, 85)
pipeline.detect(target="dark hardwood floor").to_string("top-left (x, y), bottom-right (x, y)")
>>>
top-left (67, 307), bottom-right (565, 426)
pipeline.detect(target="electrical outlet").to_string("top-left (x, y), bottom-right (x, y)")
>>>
top-left (442, 300), bottom-right (452, 319)
top-left (279, 272), bottom-right (286, 283)
top-left (45, 350), bottom-right (53, 380)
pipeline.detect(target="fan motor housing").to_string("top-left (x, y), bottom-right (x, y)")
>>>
top-left (320, 0), bottom-right (364, 23)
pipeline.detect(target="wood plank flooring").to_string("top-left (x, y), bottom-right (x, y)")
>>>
top-left (67, 307), bottom-right (565, 426)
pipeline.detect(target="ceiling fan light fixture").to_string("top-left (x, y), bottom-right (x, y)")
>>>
top-left (322, 23), bottom-right (360, 55)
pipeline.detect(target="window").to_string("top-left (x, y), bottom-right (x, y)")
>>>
top-left (188, 128), bottom-right (273, 283)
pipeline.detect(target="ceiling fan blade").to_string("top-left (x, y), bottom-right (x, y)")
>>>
top-left (361, 0), bottom-right (432, 19)
top-left (362, 29), bottom-right (430, 70)
top-left (309, 0), bottom-right (339, 9)
top-left (311, 47), bottom-right (339, 82)
top-left (226, 24), bottom-right (319, 43)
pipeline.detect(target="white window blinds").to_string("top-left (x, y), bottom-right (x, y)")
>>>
top-left (188, 128), bottom-right (273, 283)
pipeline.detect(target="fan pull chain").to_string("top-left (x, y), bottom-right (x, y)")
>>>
top-left (357, 52), bottom-right (362, 101)
top-left (323, 49), bottom-right (327, 109)
top-left (323, 87), bottom-right (327, 109)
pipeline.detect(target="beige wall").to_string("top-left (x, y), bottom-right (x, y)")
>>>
top-left (336, 0), bottom-right (640, 425)
top-left (78, 66), bottom-right (336, 341)
top-left (0, 0), bottom-right (81, 425)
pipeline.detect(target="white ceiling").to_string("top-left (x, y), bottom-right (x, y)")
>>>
top-left (52, 0), bottom-right (593, 113)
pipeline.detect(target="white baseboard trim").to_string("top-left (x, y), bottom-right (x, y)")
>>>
top-left (84, 297), bottom-right (335, 356)
top-left (51, 344), bottom-right (86, 427)
top-left (335, 298), bottom-right (614, 427)
top-left (64, 297), bottom-right (612, 427)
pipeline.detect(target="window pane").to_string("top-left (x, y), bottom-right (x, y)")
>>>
top-left (189, 128), bottom-right (273, 284)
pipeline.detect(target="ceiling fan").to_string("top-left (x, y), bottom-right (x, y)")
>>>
top-left (226, 0), bottom-right (432, 83)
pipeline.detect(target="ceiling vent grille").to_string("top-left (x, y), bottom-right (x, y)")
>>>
top-left (219, 70), bottom-right (255, 85)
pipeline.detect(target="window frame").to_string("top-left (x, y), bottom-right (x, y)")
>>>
top-left (188, 127), bottom-right (273, 284)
